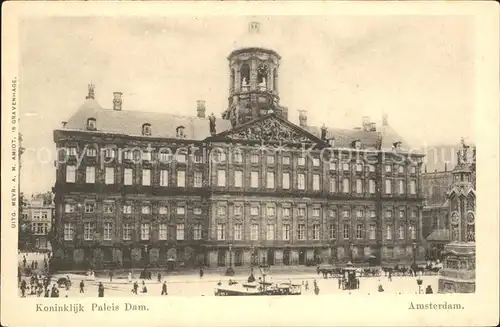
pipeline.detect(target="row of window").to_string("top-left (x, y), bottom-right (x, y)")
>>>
top-left (63, 222), bottom-right (417, 242)
top-left (65, 201), bottom-right (418, 219)
top-left (32, 223), bottom-right (49, 235)
top-left (66, 165), bottom-right (418, 194)
top-left (63, 222), bottom-right (201, 241)
top-left (65, 146), bottom-right (419, 174)
top-left (64, 202), bottom-right (196, 215)
top-left (216, 223), bottom-right (417, 241)
top-left (30, 211), bottom-right (49, 220)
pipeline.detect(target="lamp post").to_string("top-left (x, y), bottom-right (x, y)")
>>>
top-left (143, 244), bottom-right (149, 268)
top-left (250, 244), bottom-right (255, 274)
top-left (229, 244), bottom-right (233, 268)
top-left (349, 243), bottom-right (354, 263)
top-left (412, 242), bottom-right (417, 264)
top-left (416, 275), bottom-right (423, 294)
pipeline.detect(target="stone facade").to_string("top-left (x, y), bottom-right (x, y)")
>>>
top-left (438, 242), bottom-right (476, 293)
top-left (22, 196), bottom-right (54, 251)
top-left (51, 26), bottom-right (426, 270)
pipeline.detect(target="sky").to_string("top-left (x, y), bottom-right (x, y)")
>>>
top-left (19, 15), bottom-right (476, 195)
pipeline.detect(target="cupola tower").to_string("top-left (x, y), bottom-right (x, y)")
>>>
top-left (222, 22), bottom-right (287, 127)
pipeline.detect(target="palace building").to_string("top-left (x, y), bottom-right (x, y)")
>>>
top-left (52, 22), bottom-right (425, 270)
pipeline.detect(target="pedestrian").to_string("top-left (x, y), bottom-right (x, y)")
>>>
top-left (338, 277), bottom-right (341, 289)
top-left (80, 280), bottom-right (85, 293)
top-left (157, 272), bottom-right (162, 283)
top-left (305, 281), bottom-right (309, 291)
top-left (34, 261), bottom-right (38, 269)
top-left (132, 281), bottom-right (139, 295)
top-left (109, 270), bottom-right (114, 282)
top-left (44, 287), bottom-right (50, 297)
top-left (128, 271), bottom-right (132, 283)
top-left (199, 267), bottom-right (204, 278)
top-left (388, 270), bottom-right (392, 282)
top-left (378, 283), bottom-right (384, 293)
top-left (425, 285), bottom-right (433, 294)
top-left (50, 284), bottom-right (59, 298)
top-left (98, 282), bottom-right (104, 297)
top-left (161, 281), bottom-right (168, 295)
top-left (23, 255), bottom-right (27, 268)
top-left (141, 281), bottom-right (148, 294)
top-left (20, 279), bottom-right (27, 297)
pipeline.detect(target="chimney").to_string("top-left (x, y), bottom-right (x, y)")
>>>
top-left (298, 110), bottom-right (307, 128)
top-left (113, 92), bottom-right (123, 111)
top-left (362, 116), bottom-right (370, 131)
top-left (197, 100), bottom-right (206, 118)
top-left (86, 83), bottom-right (95, 100)
top-left (61, 121), bottom-right (67, 128)
top-left (382, 114), bottom-right (388, 126)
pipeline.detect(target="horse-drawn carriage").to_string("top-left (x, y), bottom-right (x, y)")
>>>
top-left (342, 267), bottom-right (359, 290)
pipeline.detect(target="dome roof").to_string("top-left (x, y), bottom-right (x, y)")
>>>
top-left (229, 21), bottom-right (280, 59)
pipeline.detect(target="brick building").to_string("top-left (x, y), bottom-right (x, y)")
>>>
top-left (52, 22), bottom-right (426, 270)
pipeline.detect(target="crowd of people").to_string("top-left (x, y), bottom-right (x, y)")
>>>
top-left (19, 252), bottom-right (436, 298)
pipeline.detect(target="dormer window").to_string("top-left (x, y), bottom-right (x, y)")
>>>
top-left (142, 123), bottom-right (151, 136)
top-left (352, 140), bottom-right (361, 149)
top-left (87, 118), bottom-right (96, 130)
top-left (176, 126), bottom-right (186, 138)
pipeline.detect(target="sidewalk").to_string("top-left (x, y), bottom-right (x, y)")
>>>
top-left (55, 265), bottom-right (320, 277)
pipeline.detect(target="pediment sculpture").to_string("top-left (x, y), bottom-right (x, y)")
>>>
top-left (224, 117), bottom-right (313, 143)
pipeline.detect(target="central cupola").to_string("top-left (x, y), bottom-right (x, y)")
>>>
top-left (222, 22), bottom-right (288, 127)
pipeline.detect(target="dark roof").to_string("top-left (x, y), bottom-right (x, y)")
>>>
top-left (305, 125), bottom-right (380, 149)
top-left (63, 99), bottom-right (232, 140)
top-left (63, 98), bottom-right (412, 149)
top-left (228, 47), bottom-right (281, 60)
top-left (426, 229), bottom-right (450, 242)
top-left (379, 125), bottom-right (411, 150)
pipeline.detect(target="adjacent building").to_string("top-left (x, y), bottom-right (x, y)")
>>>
top-left (437, 139), bottom-right (476, 293)
top-left (52, 22), bottom-right (426, 270)
top-left (421, 142), bottom-right (475, 259)
top-left (22, 194), bottom-right (54, 251)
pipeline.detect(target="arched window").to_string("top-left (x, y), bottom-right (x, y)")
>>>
top-left (273, 68), bottom-right (278, 92)
top-left (257, 64), bottom-right (268, 89)
top-left (87, 118), bottom-right (96, 130)
top-left (142, 123), bottom-right (151, 136)
top-left (451, 211), bottom-right (460, 241)
top-left (230, 69), bottom-right (235, 91)
top-left (352, 140), bottom-right (362, 149)
top-left (240, 63), bottom-right (250, 88)
top-left (466, 212), bottom-right (475, 242)
top-left (176, 126), bottom-right (185, 138)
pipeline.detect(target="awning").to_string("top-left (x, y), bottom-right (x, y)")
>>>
top-left (427, 229), bottom-right (450, 242)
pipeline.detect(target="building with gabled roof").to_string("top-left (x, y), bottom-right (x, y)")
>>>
top-left (51, 22), bottom-right (425, 271)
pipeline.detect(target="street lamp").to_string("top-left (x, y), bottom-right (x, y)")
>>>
top-left (143, 244), bottom-right (149, 267)
top-left (416, 275), bottom-right (423, 294)
top-left (229, 244), bottom-right (233, 268)
top-left (412, 242), bottom-right (417, 264)
top-left (349, 243), bottom-right (354, 263)
top-left (250, 244), bottom-right (255, 274)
